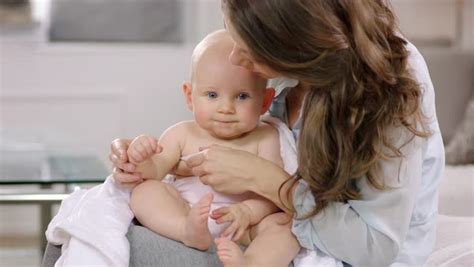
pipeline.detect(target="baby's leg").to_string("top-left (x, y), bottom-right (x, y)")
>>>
top-left (130, 179), bottom-right (213, 250)
top-left (216, 212), bottom-right (300, 267)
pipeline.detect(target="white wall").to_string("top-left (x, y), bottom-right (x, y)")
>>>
top-left (1, 42), bottom-right (195, 158)
top-left (0, 36), bottom-right (199, 238)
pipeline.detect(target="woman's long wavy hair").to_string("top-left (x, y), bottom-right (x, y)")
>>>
top-left (223, 0), bottom-right (430, 217)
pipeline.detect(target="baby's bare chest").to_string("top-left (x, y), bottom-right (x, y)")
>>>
top-left (180, 133), bottom-right (261, 158)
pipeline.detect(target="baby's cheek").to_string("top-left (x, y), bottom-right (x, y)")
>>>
top-left (193, 109), bottom-right (210, 126)
top-left (241, 108), bottom-right (261, 127)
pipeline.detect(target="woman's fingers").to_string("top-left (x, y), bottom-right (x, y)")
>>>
top-left (111, 138), bottom-right (131, 161)
top-left (184, 145), bottom-right (231, 176)
top-left (182, 150), bottom-right (207, 167)
top-left (110, 147), bottom-right (127, 163)
top-left (121, 162), bottom-right (137, 173)
top-left (110, 153), bottom-right (136, 172)
top-left (215, 212), bottom-right (234, 225)
top-left (120, 180), bottom-right (144, 189)
top-left (211, 207), bottom-right (229, 218)
top-left (222, 221), bottom-right (238, 238)
top-left (232, 226), bottom-right (246, 241)
top-left (112, 167), bottom-right (142, 183)
top-left (183, 150), bottom-right (209, 177)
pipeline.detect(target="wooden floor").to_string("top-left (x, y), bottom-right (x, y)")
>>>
top-left (0, 236), bottom-right (42, 267)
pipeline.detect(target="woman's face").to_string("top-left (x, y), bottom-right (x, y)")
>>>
top-left (223, 15), bottom-right (280, 79)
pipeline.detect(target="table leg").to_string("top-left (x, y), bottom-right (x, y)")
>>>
top-left (39, 184), bottom-right (53, 254)
top-left (40, 202), bottom-right (52, 253)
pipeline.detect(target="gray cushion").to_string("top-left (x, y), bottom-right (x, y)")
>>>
top-left (445, 98), bottom-right (474, 164)
top-left (420, 49), bottom-right (474, 142)
top-left (41, 243), bottom-right (61, 267)
top-left (128, 225), bottom-right (222, 267)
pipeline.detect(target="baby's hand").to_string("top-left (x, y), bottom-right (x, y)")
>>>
top-left (210, 203), bottom-right (252, 241)
top-left (127, 134), bottom-right (160, 165)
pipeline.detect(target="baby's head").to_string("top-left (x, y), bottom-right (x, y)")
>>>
top-left (182, 30), bottom-right (274, 140)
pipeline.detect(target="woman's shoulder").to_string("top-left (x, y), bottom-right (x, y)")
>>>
top-left (404, 40), bottom-right (439, 131)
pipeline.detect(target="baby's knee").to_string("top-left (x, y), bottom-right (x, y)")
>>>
top-left (130, 180), bottom-right (163, 212)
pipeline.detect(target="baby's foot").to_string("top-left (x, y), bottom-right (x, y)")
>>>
top-left (215, 237), bottom-right (246, 267)
top-left (183, 193), bottom-right (213, 250)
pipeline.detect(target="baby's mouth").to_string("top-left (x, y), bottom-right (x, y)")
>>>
top-left (213, 119), bottom-right (237, 124)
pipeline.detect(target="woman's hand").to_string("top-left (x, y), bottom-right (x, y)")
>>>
top-left (184, 144), bottom-right (295, 213)
top-left (184, 145), bottom-right (266, 194)
top-left (211, 203), bottom-right (252, 241)
top-left (109, 138), bottom-right (146, 189)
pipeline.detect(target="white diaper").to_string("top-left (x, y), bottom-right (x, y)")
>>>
top-left (165, 175), bottom-right (252, 238)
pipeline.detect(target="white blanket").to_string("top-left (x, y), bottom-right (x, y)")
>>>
top-left (46, 176), bottom-right (133, 267)
top-left (46, 115), bottom-right (341, 267)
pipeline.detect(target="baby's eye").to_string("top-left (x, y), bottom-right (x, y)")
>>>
top-left (237, 93), bottom-right (250, 100)
top-left (207, 91), bottom-right (218, 99)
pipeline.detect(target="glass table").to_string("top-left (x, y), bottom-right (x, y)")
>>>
top-left (0, 154), bottom-right (109, 252)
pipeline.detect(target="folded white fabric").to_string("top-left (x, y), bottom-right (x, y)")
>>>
top-left (262, 115), bottom-right (342, 267)
top-left (46, 176), bottom-right (133, 267)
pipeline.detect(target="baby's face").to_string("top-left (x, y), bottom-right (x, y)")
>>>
top-left (191, 57), bottom-right (267, 140)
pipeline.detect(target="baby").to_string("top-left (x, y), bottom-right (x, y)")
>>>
top-left (127, 30), bottom-right (300, 267)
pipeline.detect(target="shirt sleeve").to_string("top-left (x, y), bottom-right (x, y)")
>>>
top-left (292, 129), bottom-right (424, 266)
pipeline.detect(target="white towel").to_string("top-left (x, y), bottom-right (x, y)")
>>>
top-left (262, 114), bottom-right (342, 267)
top-left (46, 176), bottom-right (133, 267)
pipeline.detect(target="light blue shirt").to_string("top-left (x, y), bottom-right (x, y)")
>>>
top-left (268, 42), bottom-right (445, 266)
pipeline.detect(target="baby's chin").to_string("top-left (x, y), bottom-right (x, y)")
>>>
top-left (208, 128), bottom-right (250, 140)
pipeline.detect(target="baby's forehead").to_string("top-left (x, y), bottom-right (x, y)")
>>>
top-left (196, 69), bottom-right (266, 89)
top-left (191, 31), bottom-right (266, 91)
top-left (193, 58), bottom-right (266, 90)
top-left (196, 79), bottom-right (266, 93)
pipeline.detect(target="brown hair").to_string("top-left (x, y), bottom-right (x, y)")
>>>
top-left (223, 0), bottom-right (430, 217)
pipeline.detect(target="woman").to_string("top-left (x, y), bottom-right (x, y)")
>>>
top-left (110, 1), bottom-right (444, 266)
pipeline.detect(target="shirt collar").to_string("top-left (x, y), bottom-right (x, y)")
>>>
top-left (267, 77), bottom-right (299, 97)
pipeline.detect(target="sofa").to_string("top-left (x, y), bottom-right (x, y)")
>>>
top-left (422, 48), bottom-right (474, 266)
top-left (42, 49), bottom-right (474, 266)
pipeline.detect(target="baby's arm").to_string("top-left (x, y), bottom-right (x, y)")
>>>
top-left (128, 124), bottom-right (185, 180)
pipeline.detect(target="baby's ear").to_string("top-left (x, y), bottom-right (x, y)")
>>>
top-left (261, 88), bottom-right (275, 114)
top-left (182, 82), bottom-right (193, 111)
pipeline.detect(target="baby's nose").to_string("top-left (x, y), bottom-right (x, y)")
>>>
top-left (217, 99), bottom-right (235, 114)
